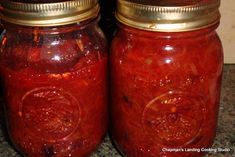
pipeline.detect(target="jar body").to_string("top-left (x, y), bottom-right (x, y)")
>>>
top-left (0, 20), bottom-right (108, 157)
top-left (111, 24), bottom-right (223, 157)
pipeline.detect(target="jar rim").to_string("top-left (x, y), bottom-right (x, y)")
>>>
top-left (116, 0), bottom-right (221, 32)
top-left (0, 0), bottom-right (100, 27)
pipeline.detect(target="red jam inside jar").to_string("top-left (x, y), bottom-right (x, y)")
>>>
top-left (0, 1), bottom-right (108, 155)
top-left (111, 0), bottom-right (223, 156)
top-left (111, 22), bottom-right (223, 157)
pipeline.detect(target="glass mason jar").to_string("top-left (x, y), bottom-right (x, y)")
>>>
top-left (111, 0), bottom-right (223, 157)
top-left (0, 0), bottom-right (108, 157)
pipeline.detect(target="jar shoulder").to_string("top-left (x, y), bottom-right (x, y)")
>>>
top-left (111, 29), bottom-right (223, 64)
top-left (0, 25), bottom-right (107, 73)
top-left (111, 29), bottom-right (223, 80)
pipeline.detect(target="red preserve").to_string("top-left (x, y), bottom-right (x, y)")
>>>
top-left (111, 0), bottom-right (223, 157)
top-left (0, 0), bottom-right (108, 157)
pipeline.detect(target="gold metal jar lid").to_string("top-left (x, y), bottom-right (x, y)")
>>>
top-left (0, 0), bottom-right (100, 26)
top-left (116, 0), bottom-right (221, 32)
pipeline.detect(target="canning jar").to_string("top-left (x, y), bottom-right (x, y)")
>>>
top-left (0, 0), bottom-right (108, 157)
top-left (111, 0), bottom-right (223, 157)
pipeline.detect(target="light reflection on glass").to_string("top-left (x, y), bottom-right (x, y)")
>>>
top-left (165, 58), bottom-right (172, 64)
top-left (52, 55), bottom-right (61, 61)
top-left (164, 45), bottom-right (173, 51)
top-left (51, 40), bottom-right (60, 46)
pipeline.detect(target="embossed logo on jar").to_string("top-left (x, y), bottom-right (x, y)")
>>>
top-left (20, 87), bottom-right (80, 141)
top-left (142, 90), bottom-right (205, 146)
